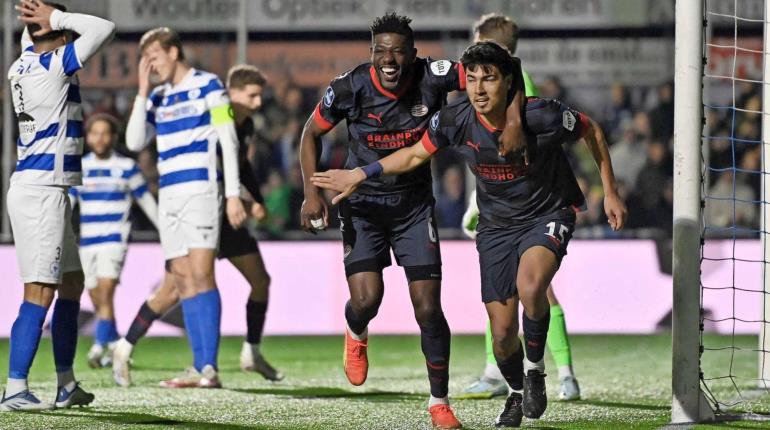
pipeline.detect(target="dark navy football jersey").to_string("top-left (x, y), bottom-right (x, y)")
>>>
top-left (313, 57), bottom-right (466, 195)
top-left (421, 97), bottom-right (589, 226)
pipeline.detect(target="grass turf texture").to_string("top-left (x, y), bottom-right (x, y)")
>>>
top-left (0, 334), bottom-right (768, 429)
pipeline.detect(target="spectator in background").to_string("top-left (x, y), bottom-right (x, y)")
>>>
top-left (609, 116), bottom-right (648, 188)
top-left (649, 81), bottom-right (674, 142)
top-left (262, 170), bottom-right (291, 235)
top-left (435, 166), bottom-right (465, 228)
top-left (602, 83), bottom-right (634, 142)
top-left (629, 141), bottom-right (673, 228)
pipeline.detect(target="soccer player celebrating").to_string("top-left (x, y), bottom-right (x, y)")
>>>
top-left (112, 64), bottom-right (281, 387)
top-left (68, 114), bottom-right (159, 369)
top-left (460, 13), bottom-right (582, 402)
top-left (299, 12), bottom-right (526, 430)
top-left (2, 0), bottom-right (114, 411)
top-left (311, 42), bottom-right (627, 427)
top-left (124, 27), bottom-right (246, 388)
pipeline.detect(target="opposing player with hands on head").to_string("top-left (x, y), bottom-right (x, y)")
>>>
top-left (312, 41), bottom-right (627, 428)
top-left (2, 0), bottom-right (115, 411)
top-left (124, 27), bottom-right (245, 389)
top-left (112, 64), bottom-right (282, 388)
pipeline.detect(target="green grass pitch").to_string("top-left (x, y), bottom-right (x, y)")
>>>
top-left (0, 334), bottom-right (768, 429)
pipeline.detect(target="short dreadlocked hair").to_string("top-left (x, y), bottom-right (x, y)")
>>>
top-left (370, 12), bottom-right (414, 46)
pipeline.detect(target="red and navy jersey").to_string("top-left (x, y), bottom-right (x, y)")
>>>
top-left (421, 97), bottom-right (589, 226)
top-left (313, 58), bottom-right (466, 195)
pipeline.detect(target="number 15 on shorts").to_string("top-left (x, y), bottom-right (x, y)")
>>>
top-left (545, 221), bottom-right (570, 246)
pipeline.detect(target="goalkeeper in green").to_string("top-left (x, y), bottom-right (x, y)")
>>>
top-left (459, 13), bottom-right (580, 401)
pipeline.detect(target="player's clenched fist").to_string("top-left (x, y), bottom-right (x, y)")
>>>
top-left (300, 192), bottom-right (328, 233)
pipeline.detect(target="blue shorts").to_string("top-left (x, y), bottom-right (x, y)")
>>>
top-left (338, 189), bottom-right (441, 282)
top-left (476, 207), bottom-right (576, 303)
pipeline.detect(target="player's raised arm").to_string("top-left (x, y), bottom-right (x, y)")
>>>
top-left (499, 59), bottom-right (526, 160)
top-left (17, 0), bottom-right (115, 67)
top-left (580, 116), bottom-right (628, 231)
top-left (20, 26), bottom-right (33, 52)
top-left (125, 57), bottom-right (154, 152)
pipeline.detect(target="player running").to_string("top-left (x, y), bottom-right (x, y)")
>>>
top-left (112, 64), bottom-right (281, 387)
top-left (460, 13), bottom-right (582, 402)
top-left (299, 12), bottom-right (526, 430)
top-left (124, 27), bottom-right (246, 389)
top-left (311, 42), bottom-right (627, 428)
top-left (1, 0), bottom-right (114, 411)
top-left (68, 114), bottom-right (159, 369)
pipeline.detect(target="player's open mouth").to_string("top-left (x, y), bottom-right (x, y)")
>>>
top-left (474, 97), bottom-right (489, 108)
top-left (379, 66), bottom-right (400, 82)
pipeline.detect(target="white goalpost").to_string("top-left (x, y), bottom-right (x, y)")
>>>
top-left (674, 0), bottom-right (770, 423)
top-left (672, 0), bottom-right (713, 423)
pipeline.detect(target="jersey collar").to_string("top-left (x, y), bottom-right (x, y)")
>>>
top-left (369, 65), bottom-right (414, 100)
top-left (476, 111), bottom-right (503, 133)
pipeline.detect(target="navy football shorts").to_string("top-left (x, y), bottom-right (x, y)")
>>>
top-left (476, 207), bottom-right (576, 303)
top-left (338, 189), bottom-right (442, 282)
top-left (218, 214), bottom-right (260, 260)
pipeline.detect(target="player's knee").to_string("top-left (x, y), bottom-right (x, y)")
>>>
top-left (491, 323), bottom-right (519, 354)
top-left (413, 302), bottom-right (443, 326)
top-left (59, 271), bottom-right (85, 300)
top-left (350, 296), bottom-right (380, 320)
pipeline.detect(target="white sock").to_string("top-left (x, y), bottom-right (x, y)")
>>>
top-left (57, 370), bottom-right (76, 392)
top-left (347, 324), bottom-right (368, 341)
top-left (558, 365), bottom-right (574, 379)
top-left (483, 362), bottom-right (504, 380)
top-left (5, 378), bottom-right (28, 397)
top-left (428, 395), bottom-right (449, 407)
top-left (523, 358), bottom-right (545, 374)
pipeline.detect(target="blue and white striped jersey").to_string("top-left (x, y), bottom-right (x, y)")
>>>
top-left (69, 153), bottom-right (149, 247)
top-left (7, 10), bottom-right (115, 187)
top-left (143, 68), bottom-right (231, 196)
top-left (9, 43), bottom-right (84, 186)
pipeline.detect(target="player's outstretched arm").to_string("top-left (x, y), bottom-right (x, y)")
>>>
top-left (581, 117), bottom-right (628, 231)
top-left (299, 116), bottom-right (330, 232)
top-left (311, 141), bottom-right (433, 205)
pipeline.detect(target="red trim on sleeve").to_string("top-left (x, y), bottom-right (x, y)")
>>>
top-left (577, 112), bottom-right (591, 138)
top-left (420, 133), bottom-right (439, 154)
top-left (456, 63), bottom-right (466, 90)
top-left (313, 103), bottom-right (335, 131)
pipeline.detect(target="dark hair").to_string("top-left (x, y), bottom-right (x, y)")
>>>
top-left (27, 2), bottom-right (67, 43)
top-left (227, 64), bottom-right (267, 89)
top-left (140, 27), bottom-right (185, 61)
top-left (460, 41), bottom-right (514, 78)
top-left (86, 113), bottom-right (119, 135)
top-left (370, 12), bottom-right (414, 45)
top-left (472, 13), bottom-right (519, 54)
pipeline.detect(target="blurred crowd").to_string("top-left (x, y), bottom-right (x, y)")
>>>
top-left (3, 70), bottom-right (758, 239)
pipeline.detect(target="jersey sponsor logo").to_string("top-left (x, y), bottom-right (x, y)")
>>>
top-left (430, 60), bottom-right (451, 76)
top-left (323, 86), bottom-right (335, 108)
top-left (411, 104), bottom-right (428, 117)
top-left (430, 112), bottom-right (440, 131)
top-left (188, 88), bottom-right (201, 100)
top-left (365, 127), bottom-right (424, 150)
top-left (563, 110), bottom-right (576, 131)
top-left (465, 140), bottom-right (481, 153)
top-left (473, 163), bottom-right (529, 182)
top-left (158, 104), bottom-right (201, 121)
top-left (367, 112), bottom-right (384, 126)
